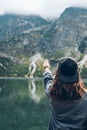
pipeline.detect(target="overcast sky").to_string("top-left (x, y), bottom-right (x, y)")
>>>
top-left (0, 0), bottom-right (87, 19)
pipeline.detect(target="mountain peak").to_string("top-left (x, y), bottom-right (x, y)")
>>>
top-left (60, 6), bottom-right (87, 18)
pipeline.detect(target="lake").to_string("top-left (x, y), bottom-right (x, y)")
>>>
top-left (0, 77), bottom-right (87, 130)
top-left (0, 78), bottom-right (50, 130)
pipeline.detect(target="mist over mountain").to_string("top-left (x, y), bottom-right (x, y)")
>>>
top-left (0, 7), bottom-right (87, 77)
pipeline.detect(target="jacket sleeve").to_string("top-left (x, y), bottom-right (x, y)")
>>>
top-left (43, 70), bottom-right (53, 95)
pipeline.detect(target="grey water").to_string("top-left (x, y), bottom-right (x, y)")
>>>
top-left (0, 78), bottom-right (50, 130)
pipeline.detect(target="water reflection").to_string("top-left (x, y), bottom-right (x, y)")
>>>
top-left (28, 79), bottom-right (44, 103)
top-left (0, 78), bottom-right (50, 130)
top-left (0, 78), bottom-right (45, 102)
top-left (0, 86), bottom-right (2, 92)
top-left (0, 77), bottom-right (87, 130)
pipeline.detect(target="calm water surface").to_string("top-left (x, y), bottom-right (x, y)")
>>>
top-left (0, 78), bottom-right (50, 130)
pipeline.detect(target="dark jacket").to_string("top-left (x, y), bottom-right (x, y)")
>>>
top-left (43, 71), bottom-right (87, 130)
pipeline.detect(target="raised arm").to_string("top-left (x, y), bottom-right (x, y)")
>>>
top-left (43, 59), bottom-right (53, 95)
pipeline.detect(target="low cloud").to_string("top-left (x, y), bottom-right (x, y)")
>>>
top-left (0, 0), bottom-right (87, 18)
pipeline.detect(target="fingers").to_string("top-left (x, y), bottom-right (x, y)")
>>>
top-left (43, 59), bottom-right (50, 68)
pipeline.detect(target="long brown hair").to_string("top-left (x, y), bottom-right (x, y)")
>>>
top-left (50, 69), bottom-right (86, 100)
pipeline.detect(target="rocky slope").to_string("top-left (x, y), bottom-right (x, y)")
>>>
top-left (0, 14), bottom-right (50, 76)
top-left (0, 7), bottom-right (87, 77)
top-left (0, 14), bottom-right (50, 57)
top-left (38, 7), bottom-right (87, 57)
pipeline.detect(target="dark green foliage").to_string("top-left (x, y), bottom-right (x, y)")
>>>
top-left (10, 63), bottom-right (29, 77)
top-left (0, 54), bottom-right (29, 77)
top-left (53, 49), bottom-right (65, 59)
top-left (78, 36), bottom-right (87, 53)
top-left (81, 66), bottom-right (87, 79)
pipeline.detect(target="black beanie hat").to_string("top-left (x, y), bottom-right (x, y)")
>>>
top-left (58, 57), bottom-right (79, 83)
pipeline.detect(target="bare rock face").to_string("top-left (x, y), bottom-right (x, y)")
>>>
top-left (38, 7), bottom-right (87, 56)
top-left (0, 14), bottom-right (49, 57)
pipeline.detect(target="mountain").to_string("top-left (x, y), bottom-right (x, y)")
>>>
top-left (0, 7), bottom-right (87, 77)
top-left (38, 7), bottom-right (87, 57)
top-left (0, 14), bottom-right (50, 76)
top-left (0, 14), bottom-right (50, 57)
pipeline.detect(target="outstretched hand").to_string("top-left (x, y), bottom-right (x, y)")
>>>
top-left (43, 59), bottom-right (50, 69)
